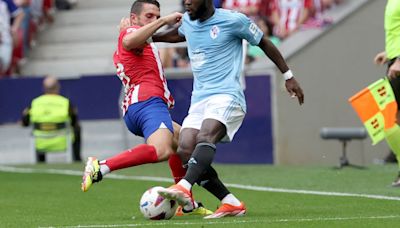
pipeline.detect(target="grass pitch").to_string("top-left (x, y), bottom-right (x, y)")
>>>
top-left (1, 163), bottom-right (400, 227)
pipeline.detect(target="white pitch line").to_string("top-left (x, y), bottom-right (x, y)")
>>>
top-left (38, 215), bottom-right (400, 228)
top-left (2, 166), bottom-right (400, 202)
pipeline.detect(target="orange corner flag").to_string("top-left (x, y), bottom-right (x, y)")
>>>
top-left (349, 78), bottom-right (397, 145)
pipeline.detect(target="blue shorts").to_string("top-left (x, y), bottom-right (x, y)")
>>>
top-left (123, 97), bottom-right (174, 140)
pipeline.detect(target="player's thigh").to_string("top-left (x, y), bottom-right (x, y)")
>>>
top-left (197, 118), bottom-right (227, 144)
top-left (147, 128), bottom-right (174, 161)
top-left (203, 94), bottom-right (245, 143)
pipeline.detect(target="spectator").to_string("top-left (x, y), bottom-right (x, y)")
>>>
top-left (301, 0), bottom-right (336, 29)
top-left (14, 0), bottom-right (31, 59)
top-left (21, 76), bottom-right (82, 162)
top-left (222, 0), bottom-right (261, 20)
top-left (269, 0), bottom-right (313, 39)
top-left (0, 0), bottom-right (24, 77)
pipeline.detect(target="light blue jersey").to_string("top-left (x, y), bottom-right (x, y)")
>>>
top-left (178, 9), bottom-right (263, 112)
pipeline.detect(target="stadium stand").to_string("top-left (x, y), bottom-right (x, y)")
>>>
top-left (20, 0), bottom-right (181, 78)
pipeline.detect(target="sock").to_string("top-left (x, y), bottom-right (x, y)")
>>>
top-left (178, 179), bottom-right (192, 191)
top-left (99, 160), bottom-right (110, 175)
top-left (221, 193), bottom-right (241, 206)
top-left (198, 166), bottom-right (230, 201)
top-left (168, 153), bottom-right (187, 183)
top-left (385, 124), bottom-right (400, 170)
top-left (184, 142), bottom-right (216, 185)
top-left (103, 144), bottom-right (158, 172)
top-left (177, 179), bottom-right (194, 212)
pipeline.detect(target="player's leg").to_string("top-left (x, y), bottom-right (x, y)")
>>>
top-left (387, 76), bottom-right (400, 186)
top-left (158, 100), bottom-right (205, 205)
top-left (81, 98), bottom-right (170, 191)
top-left (191, 95), bottom-right (246, 218)
top-left (199, 166), bottom-right (246, 219)
top-left (168, 122), bottom-right (187, 184)
top-left (159, 94), bottom-right (246, 218)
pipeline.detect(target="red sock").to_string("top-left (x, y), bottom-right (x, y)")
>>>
top-left (168, 153), bottom-right (187, 183)
top-left (104, 144), bottom-right (158, 172)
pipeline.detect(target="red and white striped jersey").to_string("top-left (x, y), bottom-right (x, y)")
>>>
top-left (113, 25), bottom-right (174, 115)
top-left (223, 0), bottom-right (260, 9)
top-left (273, 0), bottom-right (313, 32)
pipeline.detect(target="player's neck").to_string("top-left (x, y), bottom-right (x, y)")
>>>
top-left (199, 7), bottom-right (215, 22)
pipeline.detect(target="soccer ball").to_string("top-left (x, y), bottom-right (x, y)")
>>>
top-left (139, 186), bottom-right (178, 220)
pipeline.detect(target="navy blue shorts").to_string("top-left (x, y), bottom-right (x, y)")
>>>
top-left (123, 97), bottom-right (174, 140)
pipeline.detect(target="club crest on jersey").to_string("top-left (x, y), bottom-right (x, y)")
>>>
top-left (210, 25), bottom-right (220, 39)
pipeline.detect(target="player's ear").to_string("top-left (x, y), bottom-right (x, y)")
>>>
top-left (130, 13), bottom-right (138, 24)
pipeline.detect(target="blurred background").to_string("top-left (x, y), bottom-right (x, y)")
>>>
top-left (0, 0), bottom-right (390, 166)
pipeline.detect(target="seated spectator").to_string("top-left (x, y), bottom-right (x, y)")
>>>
top-left (14, 0), bottom-right (31, 60)
top-left (0, 0), bottom-right (24, 77)
top-left (302, 0), bottom-right (336, 29)
top-left (268, 0), bottom-right (314, 39)
top-left (21, 75), bottom-right (82, 162)
top-left (222, 0), bottom-right (261, 20)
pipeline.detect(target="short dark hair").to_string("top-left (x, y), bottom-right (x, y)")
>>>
top-left (130, 0), bottom-right (160, 14)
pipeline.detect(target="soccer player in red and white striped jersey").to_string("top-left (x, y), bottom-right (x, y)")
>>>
top-left (81, 0), bottom-right (212, 216)
top-left (82, 0), bottom-right (185, 191)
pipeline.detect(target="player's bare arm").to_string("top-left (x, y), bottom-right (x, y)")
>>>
top-left (258, 36), bottom-right (304, 105)
top-left (122, 12), bottom-right (183, 50)
top-left (152, 26), bottom-right (186, 43)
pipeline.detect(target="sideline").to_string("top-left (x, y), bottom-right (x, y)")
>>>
top-left (38, 215), bottom-right (400, 228)
top-left (2, 165), bottom-right (400, 202)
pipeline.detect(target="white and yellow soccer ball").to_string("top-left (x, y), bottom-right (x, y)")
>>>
top-left (139, 186), bottom-right (178, 220)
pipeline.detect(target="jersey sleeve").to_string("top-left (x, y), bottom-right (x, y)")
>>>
top-left (178, 15), bottom-right (187, 37)
top-left (234, 13), bottom-right (264, 46)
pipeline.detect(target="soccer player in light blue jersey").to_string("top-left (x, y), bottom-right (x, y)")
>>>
top-left (155, 0), bottom-right (304, 218)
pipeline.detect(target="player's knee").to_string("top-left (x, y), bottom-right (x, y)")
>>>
top-left (154, 145), bottom-right (174, 161)
top-left (177, 144), bottom-right (192, 164)
top-left (196, 132), bottom-right (216, 144)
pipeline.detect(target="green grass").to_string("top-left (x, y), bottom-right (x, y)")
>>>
top-left (1, 163), bottom-right (400, 227)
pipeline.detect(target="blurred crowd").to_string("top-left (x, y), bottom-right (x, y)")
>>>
top-left (0, 0), bottom-right (77, 78)
top-left (0, 0), bottom-right (344, 78)
top-left (161, 0), bottom-right (343, 68)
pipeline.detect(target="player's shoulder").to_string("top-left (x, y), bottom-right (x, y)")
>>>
top-left (215, 8), bottom-right (249, 26)
top-left (120, 25), bottom-right (140, 36)
top-left (216, 8), bottom-right (247, 20)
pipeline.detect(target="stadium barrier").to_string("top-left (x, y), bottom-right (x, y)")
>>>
top-left (0, 74), bottom-right (274, 164)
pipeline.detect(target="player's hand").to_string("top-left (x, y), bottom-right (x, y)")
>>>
top-left (285, 77), bottom-right (304, 105)
top-left (162, 12), bottom-right (183, 26)
top-left (374, 51), bottom-right (387, 65)
top-left (388, 59), bottom-right (400, 79)
top-left (118, 17), bottom-right (131, 32)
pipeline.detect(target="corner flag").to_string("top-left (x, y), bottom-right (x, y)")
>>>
top-left (348, 78), bottom-right (398, 145)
